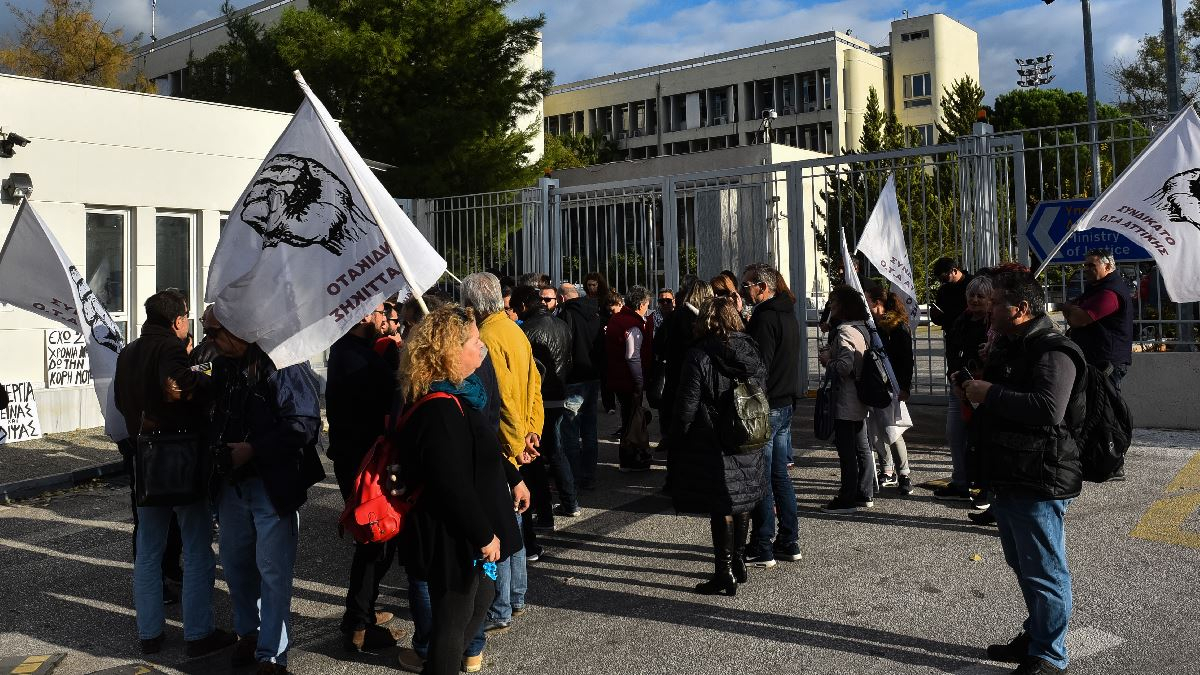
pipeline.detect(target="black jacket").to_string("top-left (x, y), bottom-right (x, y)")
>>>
top-left (876, 312), bottom-right (915, 393)
top-left (325, 331), bottom-right (396, 468)
top-left (745, 293), bottom-right (800, 408)
top-left (945, 313), bottom-right (989, 378)
top-left (211, 346), bottom-right (325, 517)
top-left (399, 397), bottom-right (523, 588)
top-left (669, 333), bottom-right (768, 516)
top-left (559, 297), bottom-right (605, 383)
top-left (656, 304), bottom-right (702, 414)
top-left (932, 272), bottom-right (973, 333)
top-left (114, 323), bottom-right (210, 438)
top-left (521, 307), bottom-right (573, 405)
top-left (975, 315), bottom-right (1086, 500)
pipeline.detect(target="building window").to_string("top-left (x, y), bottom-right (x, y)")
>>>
top-left (903, 73), bottom-right (932, 108)
top-left (156, 213), bottom-right (193, 301)
top-left (85, 210), bottom-right (128, 315)
top-left (913, 124), bottom-right (935, 146)
top-left (901, 29), bottom-right (930, 42)
top-left (820, 69), bottom-right (832, 110)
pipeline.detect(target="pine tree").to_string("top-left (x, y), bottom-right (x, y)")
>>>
top-left (936, 75), bottom-right (985, 141)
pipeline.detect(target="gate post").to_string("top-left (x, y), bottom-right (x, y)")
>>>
top-left (539, 177), bottom-right (559, 279)
top-left (662, 176), bottom-right (680, 293)
top-left (785, 163), bottom-right (811, 392)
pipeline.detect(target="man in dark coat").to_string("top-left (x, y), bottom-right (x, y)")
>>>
top-left (326, 303), bottom-right (403, 651)
top-left (741, 263), bottom-right (802, 567)
top-left (604, 286), bottom-right (655, 471)
top-left (961, 271), bottom-right (1084, 675)
top-left (1062, 249), bottom-right (1134, 391)
top-left (557, 283), bottom-right (605, 490)
top-left (202, 306), bottom-right (324, 672)
top-left (114, 289), bottom-right (234, 656)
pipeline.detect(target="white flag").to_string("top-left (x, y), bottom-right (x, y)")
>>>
top-left (839, 225), bottom-right (864, 295)
top-left (0, 202), bottom-right (128, 441)
top-left (856, 175), bottom-right (920, 332)
top-left (205, 73), bottom-right (446, 368)
top-left (1063, 107), bottom-right (1200, 301)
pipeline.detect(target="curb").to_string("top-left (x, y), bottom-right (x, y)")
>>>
top-left (0, 461), bottom-right (126, 503)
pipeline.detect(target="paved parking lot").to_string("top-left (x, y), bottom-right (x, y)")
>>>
top-left (1, 403), bottom-right (1198, 674)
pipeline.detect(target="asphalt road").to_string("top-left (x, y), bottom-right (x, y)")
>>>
top-left (1, 404), bottom-right (1198, 675)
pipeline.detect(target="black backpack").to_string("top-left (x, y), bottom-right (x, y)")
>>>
top-left (1073, 362), bottom-right (1132, 482)
top-left (716, 378), bottom-right (771, 454)
top-left (851, 325), bottom-right (894, 409)
top-left (1039, 335), bottom-right (1132, 483)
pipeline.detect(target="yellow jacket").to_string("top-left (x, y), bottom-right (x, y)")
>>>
top-left (479, 311), bottom-right (544, 465)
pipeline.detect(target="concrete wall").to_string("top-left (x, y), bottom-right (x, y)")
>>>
top-left (0, 74), bottom-right (292, 434)
top-left (1123, 352), bottom-right (1200, 430)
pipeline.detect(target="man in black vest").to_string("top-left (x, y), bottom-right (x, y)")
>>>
top-left (1061, 249), bottom-right (1134, 391)
top-left (961, 271), bottom-right (1084, 675)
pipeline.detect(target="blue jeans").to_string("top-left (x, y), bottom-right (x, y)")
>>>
top-left (563, 381), bottom-right (600, 488)
top-left (485, 511), bottom-right (527, 625)
top-left (992, 494), bottom-right (1073, 670)
top-left (408, 577), bottom-right (432, 658)
top-left (946, 394), bottom-right (969, 489)
top-left (542, 408), bottom-right (578, 511)
top-left (749, 405), bottom-right (798, 556)
top-left (134, 500), bottom-right (216, 640)
top-left (218, 478), bottom-right (299, 666)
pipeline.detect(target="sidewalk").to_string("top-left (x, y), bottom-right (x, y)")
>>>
top-left (0, 427), bottom-right (124, 502)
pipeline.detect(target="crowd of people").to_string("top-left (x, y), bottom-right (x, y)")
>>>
top-left (109, 248), bottom-right (1134, 675)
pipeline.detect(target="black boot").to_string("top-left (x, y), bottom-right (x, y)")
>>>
top-left (731, 512), bottom-right (750, 584)
top-left (695, 515), bottom-right (737, 596)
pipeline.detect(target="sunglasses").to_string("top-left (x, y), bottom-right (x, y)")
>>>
top-left (203, 325), bottom-right (225, 338)
top-left (540, 297), bottom-right (556, 303)
top-left (658, 298), bottom-right (674, 304)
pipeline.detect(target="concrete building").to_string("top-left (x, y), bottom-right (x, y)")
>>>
top-left (0, 74), bottom-right (291, 434)
top-left (543, 13), bottom-right (978, 160)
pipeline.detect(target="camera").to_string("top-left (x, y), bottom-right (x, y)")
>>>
top-left (0, 132), bottom-right (30, 159)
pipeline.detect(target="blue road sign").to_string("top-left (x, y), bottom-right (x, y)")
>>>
top-left (1026, 199), bottom-right (1153, 264)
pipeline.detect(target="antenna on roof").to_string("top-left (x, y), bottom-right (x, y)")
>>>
top-left (150, 0), bottom-right (157, 42)
top-left (902, 9), bottom-right (909, 19)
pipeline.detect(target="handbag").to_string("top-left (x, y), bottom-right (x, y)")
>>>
top-left (813, 367), bottom-right (837, 441)
top-left (134, 413), bottom-right (209, 507)
top-left (645, 360), bottom-right (668, 408)
top-left (619, 392), bottom-right (654, 469)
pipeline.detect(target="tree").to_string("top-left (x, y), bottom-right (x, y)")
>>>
top-left (184, 0), bottom-right (553, 197)
top-left (0, 0), bottom-right (150, 90)
top-left (1108, 0), bottom-right (1200, 116)
top-left (936, 75), bottom-right (985, 141)
top-left (859, 87), bottom-right (885, 153)
top-left (991, 88), bottom-right (1124, 131)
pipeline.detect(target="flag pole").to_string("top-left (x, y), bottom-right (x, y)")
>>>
top-left (1032, 224), bottom-right (1080, 277)
top-left (293, 70), bottom-right (430, 315)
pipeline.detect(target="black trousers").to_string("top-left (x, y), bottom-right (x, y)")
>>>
top-left (335, 456), bottom-right (397, 632)
top-left (519, 456), bottom-right (551, 551)
top-left (425, 567), bottom-right (494, 675)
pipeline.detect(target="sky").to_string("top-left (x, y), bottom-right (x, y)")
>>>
top-left (0, 0), bottom-right (1169, 104)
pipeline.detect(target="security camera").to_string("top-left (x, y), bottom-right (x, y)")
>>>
top-left (0, 131), bottom-right (31, 159)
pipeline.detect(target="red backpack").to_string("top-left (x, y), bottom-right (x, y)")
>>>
top-left (338, 392), bottom-right (462, 545)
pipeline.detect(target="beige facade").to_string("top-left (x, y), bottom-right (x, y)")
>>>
top-left (543, 13), bottom-right (978, 161)
top-left (0, 74), bottom-right (291, 433)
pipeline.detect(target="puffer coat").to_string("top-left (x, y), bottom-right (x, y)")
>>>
top-left (668, 332), bottom-right (768, 516)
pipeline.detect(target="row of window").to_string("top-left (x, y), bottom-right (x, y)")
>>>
top-left (902, 72), bottom-right (932, 108)
top-left (83, 209), bottom-right (224, 329)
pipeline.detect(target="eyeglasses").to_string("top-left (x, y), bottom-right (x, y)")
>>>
top-left (540, 297), bottom-right (555, 303)
top-left (388, 317), bottom-right (401, 324)
top-left (658, 298), bottom-right (674, 304)
top-left (203, 325), bottom-right (224, 338)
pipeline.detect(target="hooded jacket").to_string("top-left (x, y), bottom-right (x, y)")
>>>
top-left (745, 293), bottom-right (801, 408)
top-left (875, 306), bottom-right (914, 394)
top-left (669, 332), bottom-right (768, 516)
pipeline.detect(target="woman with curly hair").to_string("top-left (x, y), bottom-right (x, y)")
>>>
top-left (864, 286), bottom-right (916, 494)
top-left (396, 305), bottom-right (524, 675)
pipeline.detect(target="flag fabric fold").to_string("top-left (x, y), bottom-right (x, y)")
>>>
top-left (1056, 106), bottom-right (1200, 302)
top-left (856, 175), bottom-right (920, 332)
top-left (0, 201), bottom-right (128, 441)
top-left (205, 73), bottom-right (446, 368)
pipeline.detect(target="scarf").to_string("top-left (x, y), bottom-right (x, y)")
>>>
top-left (429, 373), bottom-right (487, 411)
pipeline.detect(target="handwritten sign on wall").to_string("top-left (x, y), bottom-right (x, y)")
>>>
top-left (45, 329), bottom-right (91, 388)
top-left (1, 382), bottom-right (43, 444)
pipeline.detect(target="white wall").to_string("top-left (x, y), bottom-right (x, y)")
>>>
top-left (0, 74), bottom-right (292, 433)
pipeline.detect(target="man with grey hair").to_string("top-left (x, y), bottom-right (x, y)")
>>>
top-left (1061, 248), bottom-right (1133, 392)
top-left (558, 282), bottom-right (578, 302)
top-left (604, 285), bottom-right (655, 472)
top-left (741, 263), bottom-right (802, 567)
